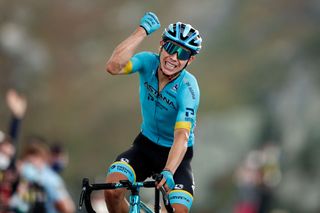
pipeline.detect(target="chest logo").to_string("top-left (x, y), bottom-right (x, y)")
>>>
top-left (144, 82), bottom-right (176, 110)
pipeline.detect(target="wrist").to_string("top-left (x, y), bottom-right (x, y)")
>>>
top-left (138, 26), bottom-right (148, 36)
top-left (163, 168), bottom-right (174, 174)
top-left (135, 26), bottom-right (148, 37)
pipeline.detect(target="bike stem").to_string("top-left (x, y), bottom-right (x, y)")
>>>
top-left (128, 184), bottom-right (141, 213)
top-left (154, 188), bottom-right (160, 213)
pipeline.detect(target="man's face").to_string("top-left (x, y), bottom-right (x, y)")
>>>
top-left (0, 142), bottom-right (15, 170)
top-left (0, 142), bottom-right (15, 157)
top-left (159, 40), bottom-right (195, 76)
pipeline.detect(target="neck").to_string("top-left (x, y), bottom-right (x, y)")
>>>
top-left (158, 68), bottom-right (181, 83)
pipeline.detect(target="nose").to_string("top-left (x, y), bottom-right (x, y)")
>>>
top-left (170, 52), bottom-right (178, 60)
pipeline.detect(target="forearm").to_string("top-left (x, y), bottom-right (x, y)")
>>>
top-left (8, 116), bottom-right (21, 144)
top-left (164, 129), bottom-right (189, 174)
top-left (106, 27), bottom-right (147, 74)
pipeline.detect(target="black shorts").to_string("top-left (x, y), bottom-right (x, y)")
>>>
top-left (112, 132), bottom-right (195, 195)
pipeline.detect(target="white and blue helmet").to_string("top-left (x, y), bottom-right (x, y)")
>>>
top-left (162, 22), bottom-right (202, 55)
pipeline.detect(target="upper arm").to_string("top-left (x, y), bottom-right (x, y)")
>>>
top-left (175, 78), bottom-right (200, 133)
top-left (107, 52), bottom-right (153, 75)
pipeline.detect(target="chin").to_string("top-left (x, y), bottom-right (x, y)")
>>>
top-left (163, 70), bottom-right (176, 76)
top-left (162, 67), bottom-right (178, 75)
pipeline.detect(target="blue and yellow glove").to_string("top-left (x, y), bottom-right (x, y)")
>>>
top-left (161, 169), bottom-right (175, 190)
top-left (140, 12), bottom-right (161, 36)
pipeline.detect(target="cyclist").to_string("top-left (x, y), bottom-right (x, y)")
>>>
top-left (104, 12), bottom-right (202, 213)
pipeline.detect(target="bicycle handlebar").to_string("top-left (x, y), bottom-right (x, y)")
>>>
top-left (78, 174), bottom-right (174, 213)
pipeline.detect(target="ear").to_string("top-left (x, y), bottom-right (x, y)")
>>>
top-left (158, 40), bottom-right (165, 52)
top-left (187, 56), bottom-right (196, 65)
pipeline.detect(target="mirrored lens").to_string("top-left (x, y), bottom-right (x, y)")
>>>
top-left (163, 42), bottom-right (191, 60)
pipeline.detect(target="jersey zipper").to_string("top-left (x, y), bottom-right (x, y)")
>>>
top-left (154, 71), bottom-right (183, 144)
top-left (154, 91), bottom-right (160, 144)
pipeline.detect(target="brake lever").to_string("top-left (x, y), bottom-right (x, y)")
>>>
top-left (119, 179), bottom-right (132, 189)
top-left (159, 186), bottom-right (175, 213)
top-left (78, 186), bottom-right (85, 210)
top-left (79, 178), bottom-right (90, 210)
top-left (152, 173), bottom-right (163, 182)
top-left (159, 187), bottom-right (170, 205)
top-left (153, 173), bottom-right (174, 212)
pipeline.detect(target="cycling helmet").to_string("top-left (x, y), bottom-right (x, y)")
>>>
top-left (162, 22), bottom-right (202, 55)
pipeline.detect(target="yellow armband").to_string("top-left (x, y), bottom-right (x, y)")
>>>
top-left (123, 61), bottom-right (133, 74)
top-left (174, 121), bottom-right (191, 131)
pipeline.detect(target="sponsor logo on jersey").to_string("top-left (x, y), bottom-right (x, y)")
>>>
top-left (185, 108), bottom-right (194, 117)
top-left (172, 84), bottom-right (179, 92)
top-left (183, 80), bottom-right (196, 100)
top-left (184, 82), bottom-right (195, 100)
top-left (144, 82), bottom-right (176, 110)
top-left (188, 86), bottom-right (196, 100)
top-left (170, 195), bottom-right (191, 203)
top-left (120, 158), bottom-right (129, 163)
top-left (165, 91), bottom-right (176, 99)
top-left (174, 184), bottom-right (184, 190)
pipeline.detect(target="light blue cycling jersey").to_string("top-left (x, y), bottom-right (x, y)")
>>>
top-left (124, 51), bottom-right (200, 147)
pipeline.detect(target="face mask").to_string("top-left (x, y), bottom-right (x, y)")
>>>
top-left (0, 153), bottom-right (10, 170)
top-left (51, 161), bottom-right (65, 174)
top-left (21, 162), bottom-right (40, 182)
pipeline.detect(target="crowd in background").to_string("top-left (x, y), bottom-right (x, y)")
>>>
top-left (0, 89), bottom-right (75, 213)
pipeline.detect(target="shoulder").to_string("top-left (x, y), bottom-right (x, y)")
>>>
top-left (132, 51), bottom-right (159, 74)
top-left (181, 71), bottom-right (199, 92)
top-left (134, 51), bottom-right (158, 61)
top-left (176, 71), bottom-right (200, 104)
top-left (42, 167), bottom-right (64, 186)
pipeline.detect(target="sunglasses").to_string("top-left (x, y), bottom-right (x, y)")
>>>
top-left (162, 41), bottom-right (192, 60)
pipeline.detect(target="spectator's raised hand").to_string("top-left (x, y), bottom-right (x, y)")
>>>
top-left (6, 89), bottom-right (28, 119)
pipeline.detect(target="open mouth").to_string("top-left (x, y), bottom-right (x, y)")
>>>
top-left (164, 61), bottom-right (177, 70)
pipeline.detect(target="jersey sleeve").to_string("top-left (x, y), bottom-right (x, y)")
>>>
top-left (123, 51), bottom-right (156, 74)
top-left (175, 77), bottom-right (200, 132)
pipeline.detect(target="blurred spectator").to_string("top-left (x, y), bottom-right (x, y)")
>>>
top-left (6, 89), bottom-right (27, 147)
top-left (233, 143), bottom-right (282, 213)
top-left (49, 142), bottom-right (69, 174)
top-left (0, 89), bottom-right (27, 212)
top-left (0, 134), bottom-right (15, 171)
top-left (10, 137), bottom-right (75, 213)
top-left (1, 89), bottom-right (75, 213)
top-left (257, 143), bottom-right (282, 213)
top-left (234, 150), bottom-right (262, 213)
top-left (6, 89), bottom-right (28, 120)
top-left (0, 134), bottom-right (17, 213)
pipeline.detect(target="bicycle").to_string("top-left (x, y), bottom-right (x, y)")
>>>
top-left (79, 174), bottom-right (174, 213)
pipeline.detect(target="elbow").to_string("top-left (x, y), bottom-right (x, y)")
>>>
top-left (106, 62), bottom-right (118, 75)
